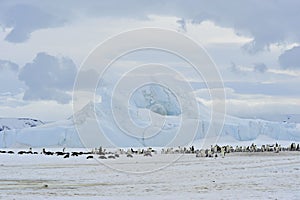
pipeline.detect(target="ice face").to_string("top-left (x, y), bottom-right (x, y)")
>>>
top-left (129, 83), bottom-right (181, 116)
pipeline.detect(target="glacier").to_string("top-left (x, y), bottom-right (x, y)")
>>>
top-left (0, 84), bottom-right (300, 148)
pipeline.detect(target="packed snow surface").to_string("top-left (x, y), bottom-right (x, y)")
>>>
top-left (0, 151), bottom-right (299, 199)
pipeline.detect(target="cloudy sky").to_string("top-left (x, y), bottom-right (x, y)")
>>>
top-left (0, 0), bottom-right (299, 122)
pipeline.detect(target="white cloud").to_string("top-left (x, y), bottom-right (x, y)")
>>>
top-left (225, 96), bottom-right (300, 119)
top-left (198, 92), bottom-right (300, 121)
top-left (186, 20), bottom-right (252, 45)
top-left (0, 100), bottom-right (73, 121)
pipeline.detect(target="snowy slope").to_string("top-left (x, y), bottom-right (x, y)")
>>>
top-left (0, 118), bottom-right (44, 132)
top-left (0, 118), bottom-right (83, 148)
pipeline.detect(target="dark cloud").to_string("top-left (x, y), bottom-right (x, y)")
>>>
top-left (19, 52), bottom-right (77, 104)
top-left (188, 0), bottom-right (300, 53)
top-left (0, 3), bottom-right (65, 42)
top-left (0, 0), bottom-right (299, 52)
top-left (0, 60), bottom-right (18, 71)
top-left (0, 60), bottom-right (24, 94)
top-left (176, 18), bottom-right (186, 32)
top-left (279, 46), bottom-right (300, 69)
top-left (230, 62), bottom-right (243, 74)
top-left (253, 63), bottom-right (267, 73)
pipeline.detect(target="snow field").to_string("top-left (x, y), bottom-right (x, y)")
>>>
top-left (0, 150), bottom-right (299, 199)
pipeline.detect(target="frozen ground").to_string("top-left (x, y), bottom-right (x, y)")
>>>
top-left (0, 150), bottom-right (300, 199)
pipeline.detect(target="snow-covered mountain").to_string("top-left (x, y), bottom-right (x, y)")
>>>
top-left (0, 84), bottom-right (300, 148)
top-left (0, 118), bottom-right (44, 132)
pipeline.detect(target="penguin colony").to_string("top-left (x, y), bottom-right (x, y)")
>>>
top-left (0, 143), bottom-right (299, 159)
